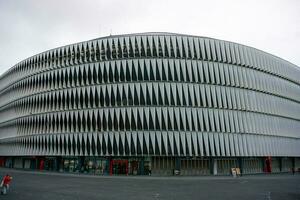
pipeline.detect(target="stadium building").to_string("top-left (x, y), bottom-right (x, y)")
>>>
top-left (0, 33), bottom-right (299, 176)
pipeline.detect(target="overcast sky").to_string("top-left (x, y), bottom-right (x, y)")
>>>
top-left (0, 0), bottom-right (299, 75)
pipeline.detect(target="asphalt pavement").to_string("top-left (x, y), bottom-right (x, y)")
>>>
top-left (0, 168), bottom-right (299, 200)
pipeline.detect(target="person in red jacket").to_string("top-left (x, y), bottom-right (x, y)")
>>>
top-left (1, 174), bottom-right (12, 195)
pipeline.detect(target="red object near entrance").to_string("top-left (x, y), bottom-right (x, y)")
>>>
top-left (39, 160), bottom-right (45, 170)
top-left (0, 158), bottom-right (5, 167)
top-left (109, 160), bottom-right (128, 175)
top-left (109, 160), bottom-right (113, 175)
top-left (265, 157), bottom-right (272, 173)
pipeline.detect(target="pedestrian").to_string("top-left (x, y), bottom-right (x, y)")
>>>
top-left (0, 174), bottom-right (13, 195)
top-left (292, 167), bottom-right (295, 175)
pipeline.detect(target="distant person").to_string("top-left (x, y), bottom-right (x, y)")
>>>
top-left (292, 167), bottom-right (295, 175)
top-left (0, 174), bottom-right (13, 195)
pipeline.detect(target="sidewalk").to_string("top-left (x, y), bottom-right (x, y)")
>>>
top-left (0, 167), bottom-right (298, 180)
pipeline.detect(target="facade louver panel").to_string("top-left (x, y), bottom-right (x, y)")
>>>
top-left (0, 33), bottom-right (299, 169)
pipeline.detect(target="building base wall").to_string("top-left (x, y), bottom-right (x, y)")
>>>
top-left (0, 156), bottom-right (299, 176)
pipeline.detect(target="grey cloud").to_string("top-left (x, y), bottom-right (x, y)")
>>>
top-left (0, 0), bottom-right (299, 75)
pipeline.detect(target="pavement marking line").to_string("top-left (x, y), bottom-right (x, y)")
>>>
top-left (242, 181), bottom-right (249, 184)
top-left (265, 191), bottom-right (271, 200)
top-left (154, 193), bottom-right (160, 199)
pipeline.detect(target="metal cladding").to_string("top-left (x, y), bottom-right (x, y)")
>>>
top-left (0, 33), bottom-right (299, 157)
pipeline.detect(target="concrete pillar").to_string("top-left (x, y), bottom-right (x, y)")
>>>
top-left (56, 156), bottom-right (63, 171)
top-left (139, 158), bottom-right (144, 175)
top-left (213, 159), bottom-right (218, 175)
top-left (279, 157), bottom-right (283, 172)
top-left (292, 157), bottom-right (295, 171)
top-left (175, 157), bottom-right (181, 170)
top-left (173, 157), bottom-right (181, 175)
top-left (103, 158), bottom-right (111, 175)
top-left (22, 157), bottom-right (25, 169)
top-left (238, 157), bottom-right (243, 175)
top-left (79, 156), bottom-right (85, 172)
top-left (262, 157), bottom-right (266, 172)
top-left (12, 157), bottom-right (15, 168)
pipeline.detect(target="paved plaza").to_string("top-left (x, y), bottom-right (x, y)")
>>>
top-left (0, 168), bottom-right (299, 200)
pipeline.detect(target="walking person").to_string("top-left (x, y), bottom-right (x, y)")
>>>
top-left (0, 174), bottom-right (13, 195)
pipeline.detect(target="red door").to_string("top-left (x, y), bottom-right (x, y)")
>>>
top-left (39, 159), bottom-right (45, 170)
top-left (110, 160), bottom-right (128, 175)
top-left (265, 157), bottom-right (272, 173)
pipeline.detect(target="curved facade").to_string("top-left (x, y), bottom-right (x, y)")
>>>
top-left (0, 33), bottom-right (299, 175)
